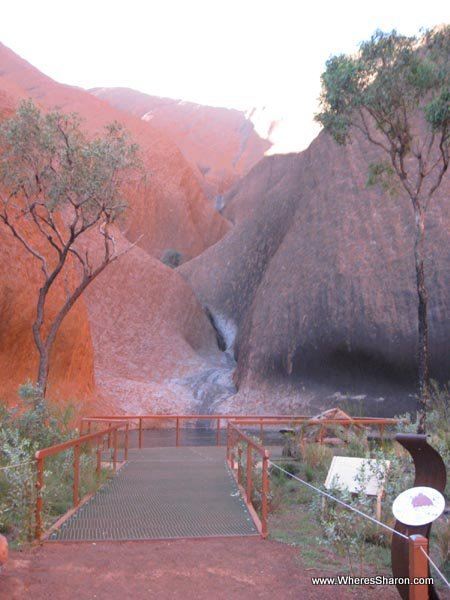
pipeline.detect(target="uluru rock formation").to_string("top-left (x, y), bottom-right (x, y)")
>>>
top-left (1, 42), bottom-right (449, 417)
top-left (0, 43), bottom-right (230, 412)
top-left (180, 127), bottom-right (450, 415)
top-left (90, 87), bottom-right (272, 200)
top-left (0, 43), bottom-right (230, 262)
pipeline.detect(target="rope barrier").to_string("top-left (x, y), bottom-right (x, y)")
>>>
top-left (268, 461), bottom-right (408, 540)
top-left (420, 546), bottom-right (450, 589)
top-left (0, 460), bottom-right (35, 471)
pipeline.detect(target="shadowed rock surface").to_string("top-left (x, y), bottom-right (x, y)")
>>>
top-left (180, 128), bottom-right (450, 415)
top-left (90, 87), bottom-right (272, 199)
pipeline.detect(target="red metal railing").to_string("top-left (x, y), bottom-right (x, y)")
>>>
top-left (80, 414), bottom-right (403, 449)
top-left (227, 420), bottom-right (432, 599)
top-left (232, 416), bottom-right (404, 445)
top-left (34, 421), bottom-right (128, 540)
top-left (226, 422), bottom-right (270, 538)
top-left (80, 415), bottom-right (311, 448)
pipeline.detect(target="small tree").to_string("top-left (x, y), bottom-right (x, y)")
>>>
top-left (0, 100), bottom-right (142, 396)
top-left (315, 27), bottom-right (449, 433)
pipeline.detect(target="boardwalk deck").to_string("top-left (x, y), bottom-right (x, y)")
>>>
top-left (49, 447), bottom-right (258, 541)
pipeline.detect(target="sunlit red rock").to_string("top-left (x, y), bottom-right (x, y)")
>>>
top-left (0, 43), bottom-right (230, 262)
top-left (90, 87), bottom-right (272, 199)
top-left (0, 44), bottom-right (227, 412)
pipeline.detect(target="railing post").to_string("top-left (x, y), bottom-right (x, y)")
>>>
top-left (226, 423), bottom-right (231, 462)
top-left (246, 444), bottom-right (253, 502)
top-left (409, 535), bottom-right (430, 600)
top-left (108, 422), bottom-right (112, 448)
top-left (237, 446), bottom-right (243, 485)
top-left (260, 419), bottom-right (264, 443)
top-left (261, 451), bottom-right (269, 539)
top-left (139, 417), bottom-right (143, 449)
top-left (96, 438), bottom-right (102, 478)
top-left (216, 418), bottom-right (221, 446)
top-left (73, 444), bottom-right (80, 507)
top-left (176, 417), bottom-right (180, 447)
top-left (35, 456), bottom-right (44, 541)
top-left (113, 428), bottom-right (118, 472)
top-left (124, 423), bottom-right (129, 461)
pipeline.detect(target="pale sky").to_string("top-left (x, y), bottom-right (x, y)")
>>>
top-left (1, 1), bottom-right (449, 152)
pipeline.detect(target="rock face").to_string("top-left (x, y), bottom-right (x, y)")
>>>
top-left (0, 222), bottom-right (96, 408)
top-left (0, 44), bottom-right (230, 262)
top-left (0, 43), bottom-right (229, 412)
top-left (181, 128), bottom-right (450, 416)
top-left (90, 87), bottom-right (272, 199)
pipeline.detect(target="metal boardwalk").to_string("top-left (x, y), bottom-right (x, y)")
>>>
top-left (50, 447), bottom-right (258, 541)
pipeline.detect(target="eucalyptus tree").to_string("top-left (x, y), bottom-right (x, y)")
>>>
top-left (315, 27), bottom-right (449, 432)
top-left (0, 100), bottom-right (142, 396)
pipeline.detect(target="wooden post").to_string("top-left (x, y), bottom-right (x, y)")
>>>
top-left (261, 452), bottom-right (269, 538)
top-left (124, 423), bottom-right (129, 461)
top-left (409, 535), bottom-right (429, 600)
top-left (138, 418), bottom-right (143, 449)
top-left (216, 418), bottom-right (221, 446)
top-left (35, 456), bottom-right (44, 540)
top-left (176, 417), bottom-right (180, 447)
top-left (246, 445), bottom-right (253, 502)
top-left (113, 429), bottom-right (118, 472)
top-left (73, 444), bottom-right (80, 507)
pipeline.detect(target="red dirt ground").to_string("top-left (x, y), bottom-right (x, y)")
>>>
top-left (2, 538), bottom-right (399, 600)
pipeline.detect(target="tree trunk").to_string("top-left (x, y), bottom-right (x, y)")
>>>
top-left (414, 208), bottom-right (430, 434)
top-left (36, 347), bottom-right (50, 398)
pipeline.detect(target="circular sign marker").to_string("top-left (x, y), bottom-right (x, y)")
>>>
top-left (392, 486), bottom-right (445, 526)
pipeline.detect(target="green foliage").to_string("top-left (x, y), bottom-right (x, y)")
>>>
top-left (270, 384), bottom-right (449, 582)
top-left (0, 384), bottom-right (107, 543)
top-left (301, 442), bottom-right (333, 472)
top-left (366, 161), bottom-right (399, 195)
top-left (0, 100), bottom-right (141, 221)
top-left (161, 248), bottom-right (183, 268)
top-left (316, 27), bottom-right (449, 146)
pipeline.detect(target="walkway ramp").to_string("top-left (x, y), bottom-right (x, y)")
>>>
top-left (50, 447), bottom-right (258, 541)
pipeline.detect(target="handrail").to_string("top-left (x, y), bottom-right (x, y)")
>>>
top-left (34, 421), bottom-right (129, 541)
top-left (81, 414), bottom-right (404, 449)
top-left (229, 420), bottom-right (437, 598)
top-left (226, 422), bottom-right (270, 538)
top-left (81, 415), bottom-right (311, 448)
top-left (36, 423), bottom-right (128, 459)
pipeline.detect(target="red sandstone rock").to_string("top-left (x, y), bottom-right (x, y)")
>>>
top-left (180, 126), bottom-right (450, 415)
top-left (0, 44), bottom-right (227, 412)
top-left (90, 87), bottom-right (272, 199)
top-left (0, 43), bottom-right (230, 262)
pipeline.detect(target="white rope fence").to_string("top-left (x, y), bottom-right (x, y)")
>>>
top-left (420, 547), bottom-right (450, 589)
top-left (269, 461), bottom-right (450, 589)
top-left (268, 461), bottom-right (408, 539)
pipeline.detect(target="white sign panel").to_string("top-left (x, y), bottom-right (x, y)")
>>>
top-left (392, 486), bottom-right (445, 526)
top-left (324, 456), bottom-right (390, 496)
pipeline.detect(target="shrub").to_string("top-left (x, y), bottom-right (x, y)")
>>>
top-left (161, 249), bottom-right (183, 268)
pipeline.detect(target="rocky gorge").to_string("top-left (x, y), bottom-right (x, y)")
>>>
top-left (0, 42), bottom-right (448, 417)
